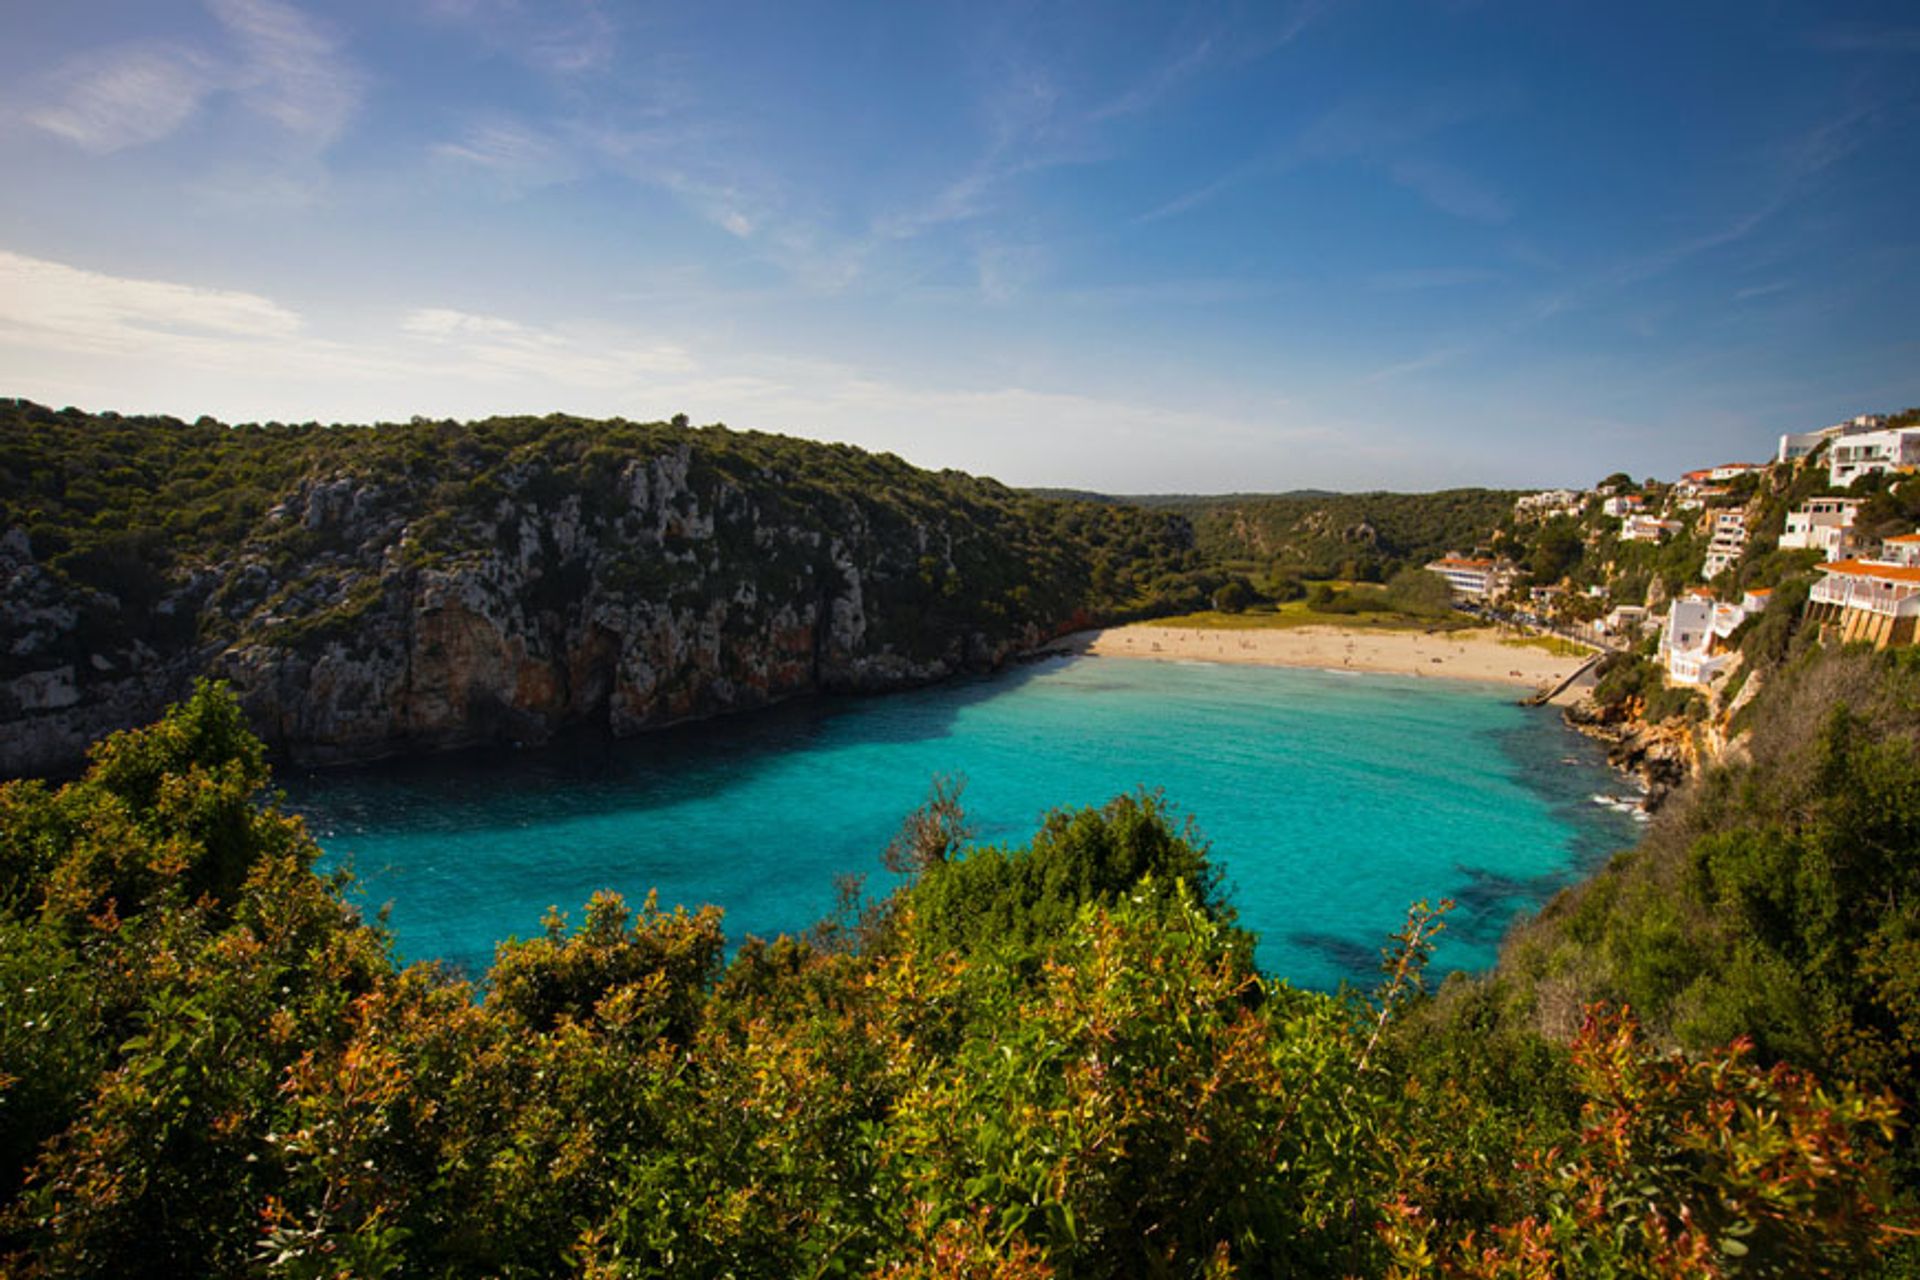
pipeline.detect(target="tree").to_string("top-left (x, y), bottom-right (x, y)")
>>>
top-left (1529, 517), bottom-right (1586, 584)
top-left (1210, 579), bottom-right (1253, 613)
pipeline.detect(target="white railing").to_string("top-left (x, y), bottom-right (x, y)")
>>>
top-left (1811, 575), bottom-right (1920, 617)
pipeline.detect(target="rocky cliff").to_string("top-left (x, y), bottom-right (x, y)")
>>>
top-left (0, 406), bottom-right (1199, 775)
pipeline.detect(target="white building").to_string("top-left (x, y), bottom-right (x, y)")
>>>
top-left (1702, 509), bottom-right (1749, 579)
top-left (1601, 493), bottom-right (1647, 518)
top-left (1880, 534), bottom-right (1920, 567)
top-left (1660, 593), bottom-right (1733, 686)
top-left (1674, 469), bottom-right (1715, 497)
top-left (1709, 462), bottom-right (1764, 483)
top-left (1778, 414), bottom-right (1887, 465)
top-left (1829, 427), bottom-right (1920, 487)
top-left (1603, 605), bottom-right (1650, 638)
top-left (1807, 559), bottom-right (1920, 648)
top-left (1620, 514), bottom-right (1681, 543)
top-left (1779, 497), bottom-right (1864, 560)
top-left (1514, 489), bottom-right (1584, 521)
top-left (1659, 589), bottom-right (1760, 686)
top-left (1425, 555), bottom-right (1517, 601)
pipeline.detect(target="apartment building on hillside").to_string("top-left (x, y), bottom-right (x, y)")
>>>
top-left (1702, 509), bottom-right (1748, 579)
top-left (1424, 555), bottom-right (1517, 601)
top-left (1807, 559), bottom-right (1920, 648)
top-left (1779, 497), bottom-right (1865, 560)
top-left (1660, 588), bottom-right (1768, 686)
top-left (1777, 414), bottom-right (1888, 465)
top-left (1829, 427), bottom-right (1920, 487)
top-left (1621, 514), bottom-right (1680, 543)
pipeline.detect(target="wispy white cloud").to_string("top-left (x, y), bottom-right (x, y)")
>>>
top-left (1134, 157), bottom-right (1277, 225)
top-left (423, 0), bottom-right (617, 76)
top-left (1609, 105), bottom-right (1877, 290)
top-left (1389, 158), bottom-right (1512, 224)
top-left (872, 67), bottom-right (1077, 242)
top-left (1086, 36), bottom-right (1217, 124)
top-left (582, 121), bottom-right (777, 243)
top-left (206, 0), bottom-right (364, 144)
top-left (1088, 0), bottom-right (1334, 123)
top-left (0, 250), bottom-right (303, 351)
top-left (1734, 280), bottom-right (1790, 302)
top-left (434, 119), bottom-right (582, 191)
top-left (400, 306), bottom-right (694, 382)
top-left (1057, 277), bottom-right (1284, 308)
top-left (1364, 267), bottom-right (1503, 292)
top-left (18, 0), bottom-right (363, 154)
top-left (23, 43), bottom-right (218, 153)
top-left (974, 244), bottom-right (1047, 304)
top-left (1135, 82), bottom-right (1519, 226)
top-left (1298, 83), bottom-right (1519, 162)
top-left (0, 247), bottom-right (1329, 490)
top-left (1365, 345), bottom-right (1472, 383)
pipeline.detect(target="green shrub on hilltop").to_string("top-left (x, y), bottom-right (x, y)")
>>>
top-left (0, 682), bottom-right (1906, 1276)
top-left (1147, 488), bottom-right (1520, 582)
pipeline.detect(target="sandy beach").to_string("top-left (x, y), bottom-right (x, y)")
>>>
top-left (1060, 622), bottom-right (1596, 693)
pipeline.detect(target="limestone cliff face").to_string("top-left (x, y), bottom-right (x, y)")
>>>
top-left (2, 432), bottom-right (1177, 776)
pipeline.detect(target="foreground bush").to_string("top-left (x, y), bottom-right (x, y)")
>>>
top-left (0, 683), bottom-right (1906, 1276)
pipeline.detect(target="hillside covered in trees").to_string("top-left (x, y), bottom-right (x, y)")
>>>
top-left (1150, 489), bottom-right (1521, 583)
top-left (0, 681), bottom-right (1908, 1277)
top-left (0, 402), bottom-right (1212, 776)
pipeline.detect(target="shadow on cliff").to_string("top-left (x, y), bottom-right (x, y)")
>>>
top-left (280, 658), bottom-right (1065, 839)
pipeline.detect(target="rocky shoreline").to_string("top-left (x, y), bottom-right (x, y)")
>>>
top-left (1559, 696), bottom-right (1695, 812)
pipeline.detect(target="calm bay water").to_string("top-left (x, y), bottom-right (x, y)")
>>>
top-left (283, 656), bottom-right (1642, 991)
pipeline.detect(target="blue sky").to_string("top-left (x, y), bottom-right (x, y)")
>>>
top-left (0, 1), bottom-right (1915, 491)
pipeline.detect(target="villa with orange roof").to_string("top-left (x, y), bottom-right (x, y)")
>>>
top-left (1806, 558), bottom-right (1920, 648)
top-left (1423, 555), bottom-right (1517, 601)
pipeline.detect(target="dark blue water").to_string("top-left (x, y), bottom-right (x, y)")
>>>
top-left (283, 656), bottom-right (1641, 990)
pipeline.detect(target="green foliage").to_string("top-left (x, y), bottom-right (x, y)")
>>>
top-left (1209, 578), bottom-right (1253, 613)
top-left (1301, 570), bottom-right (1456, 619)
top-left (1737, 577), bottom-right (1815, 672)
top-left (0, 661), bottom-right (1909, 1277)
top-left (908, 791), bottom-right (1241, 960)
top-left (1467, 647), bottom-right (1920, 1189)
top-left (1591, 653), bottom-right (1704, 722)
top-left (1147, 488), bottom-right (1520, 582)
top-left (489, 891), bottom-right (724, 1037)
top-left (1528, 515), bottom-right (1586, 584)
top-left (1381, 566), bottom-right (1455, 613)
top-left (0, 401), bottom-right (1205, 690)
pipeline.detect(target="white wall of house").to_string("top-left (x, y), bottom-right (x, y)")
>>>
top-left (1881, 538), bottom-right (1920, 568)
top-left (1780, 497), bottom-right (1862, 558)
top-left (1829, 428), bottom-right (1920, 487)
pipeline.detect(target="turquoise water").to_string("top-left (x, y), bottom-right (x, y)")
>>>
top-left (283, 656), bottom-right (1642, 991)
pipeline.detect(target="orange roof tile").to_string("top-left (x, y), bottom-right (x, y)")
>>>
top-left (1821, 559), bottom-right (1920, 583)
top-left (1885, 533), bottom-right (1920, 543)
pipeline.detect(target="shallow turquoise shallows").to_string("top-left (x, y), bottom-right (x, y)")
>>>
top-left (283, 656), bottom-right (1642, 991)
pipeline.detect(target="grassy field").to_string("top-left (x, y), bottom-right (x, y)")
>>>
top-left (1144, 598), bottom-right (1474, 632)
top-left (1499, 633), bottom-right (1596, 657)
